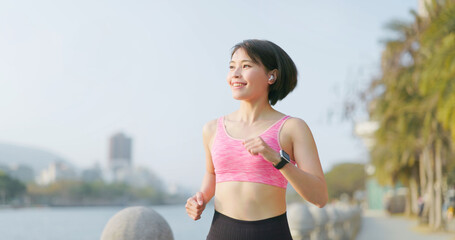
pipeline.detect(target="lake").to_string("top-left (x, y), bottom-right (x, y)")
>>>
top-left (0, 204), bottom-right (214, 240)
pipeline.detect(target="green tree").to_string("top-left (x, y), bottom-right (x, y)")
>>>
top-left (325, 163), bottom-right (366, 200)
top-left (364, 0), bottom-right (455, 229)
top-left (367, 12), bottom-right (425, 216)
top-left (0, 171), bottom-right (26, 204)
top-left (414, 1), bottom-right (455, 228)
top-left (27, 180), bottom-right (166, 206)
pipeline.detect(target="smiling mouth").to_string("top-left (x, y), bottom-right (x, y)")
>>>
top-left (232, 82), bottom-right (247, 87)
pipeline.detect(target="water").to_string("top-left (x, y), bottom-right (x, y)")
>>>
top-left (4, 206), bottom-right (454, 240)
top-left (0, 205), bottom-right (214, 240)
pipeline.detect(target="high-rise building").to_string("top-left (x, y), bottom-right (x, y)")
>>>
top-left (109, 133), bottom-right (132, 165)
top-left (108, 132), bottom-right (133, 181)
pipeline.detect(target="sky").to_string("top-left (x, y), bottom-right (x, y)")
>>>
top-left (0, 0), bottom-right (417, 190)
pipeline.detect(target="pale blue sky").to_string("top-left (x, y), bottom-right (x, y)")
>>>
top-left (0, 0), bottom-right (417, 189)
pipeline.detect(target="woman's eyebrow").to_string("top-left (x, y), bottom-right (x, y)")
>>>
top-left (229, 60), bottom-right (254, 64)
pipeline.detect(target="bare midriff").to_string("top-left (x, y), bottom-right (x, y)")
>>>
top-left (214, 181), bottom-right (287, 221)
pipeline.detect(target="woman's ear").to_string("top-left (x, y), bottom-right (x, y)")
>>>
top-left (268, 75), bottom-right (275, 84)
top-left (268, 70), bottom-right (278, 84)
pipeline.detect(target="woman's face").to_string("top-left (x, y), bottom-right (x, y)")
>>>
top-left (227, 48), bottom-right (271, 102)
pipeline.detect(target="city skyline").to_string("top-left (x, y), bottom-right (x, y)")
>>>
top-left (0, 0), bottom-right (418, 190)
top-left (0, 136), bottom-right (171, 192)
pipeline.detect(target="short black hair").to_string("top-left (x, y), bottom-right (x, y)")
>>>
top-left (231, 39), bottom-right (298, 105)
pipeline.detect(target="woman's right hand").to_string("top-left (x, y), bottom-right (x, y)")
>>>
top-left (185, 192), bottom-right (206, 220)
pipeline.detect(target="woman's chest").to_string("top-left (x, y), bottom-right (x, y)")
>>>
top-left (224, 121), bottom-right (278, 140)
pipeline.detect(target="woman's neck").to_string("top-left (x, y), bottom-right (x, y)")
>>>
top-left (235, 100), bottom-right (276, 124)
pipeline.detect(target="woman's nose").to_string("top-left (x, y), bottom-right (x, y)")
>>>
top-left (232, 66), bottom-right (241, 77)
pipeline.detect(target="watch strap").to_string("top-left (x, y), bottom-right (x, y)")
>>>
top-left (274, 159), bottom-right (288, 169)
top-left (274, 150), bottom-right (291, 170)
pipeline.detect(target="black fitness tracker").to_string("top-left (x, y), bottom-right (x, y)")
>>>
top-left (274, 150), bottom-right (291, 170)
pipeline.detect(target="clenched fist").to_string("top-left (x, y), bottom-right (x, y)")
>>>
top-left (185, 192), bottom-right (206, 220)
top-left (242, 137), bottom-right (280, 165)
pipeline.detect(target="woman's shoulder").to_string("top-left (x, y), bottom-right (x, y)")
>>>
top-left (283, 116), bottom-right (312, 135)
top-left (285, 116), bottom-right (308, 125)
top-left (202, 118), bottom-right (219, 136)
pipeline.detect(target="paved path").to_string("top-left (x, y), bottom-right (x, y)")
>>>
top-left (357, 210), bottom-right (454, 240)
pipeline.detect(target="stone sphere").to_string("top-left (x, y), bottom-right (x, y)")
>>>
top-left (288, 202), bottom-right (315, 235)
top-left (308, 204), bottom-right (329, 227)
top-left (100, 206), bottom-right (174, 240)
top-left (324, 204), bottom-right (341, 223)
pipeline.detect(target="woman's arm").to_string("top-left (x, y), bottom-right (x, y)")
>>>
top-left (242, 118), bottom-right (328, 208)
top-left (199, 120), bottom-right (217, 201)
top-left (279, 118), bottom-right (328, 207)
top-left (186, 120), bottom-right (217, 220)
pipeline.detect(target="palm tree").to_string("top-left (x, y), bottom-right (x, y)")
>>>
top-left (367, 13), bottom-right (424, 216)
top-left (414, 0), bottom-right (455, 228)
top-left (365, 0), bottom-right (454, 229)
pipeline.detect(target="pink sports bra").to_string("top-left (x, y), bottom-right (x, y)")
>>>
top-left (211, 115), bottom-right (294, 189)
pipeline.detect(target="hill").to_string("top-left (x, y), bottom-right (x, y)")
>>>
top-left (0, 142), bottom-right (72, 174)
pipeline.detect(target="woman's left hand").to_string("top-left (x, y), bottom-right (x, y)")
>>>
top-left (243, 137), bottom-right (280, 165)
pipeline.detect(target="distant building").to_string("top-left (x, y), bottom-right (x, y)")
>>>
top-left (354, 120), bottom-right (382, 209)
top-left (9, 164), bottom-right (35, 183)
top-left (108, 132), bottom-right (133, 182)
top-left (36, 161), bottom-right (77, 185)
top-left (127, 167), bottom-right (163, 189)
top-left (81, 163), bottom-right (102, 182)
top-left (354, 121), bottom-right (379, 150)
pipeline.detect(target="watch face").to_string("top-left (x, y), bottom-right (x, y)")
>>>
top-left (280, 150), bottom-right (290, 162)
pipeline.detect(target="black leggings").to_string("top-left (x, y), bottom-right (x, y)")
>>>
top-left (206, 211), bottom-right (293, 240)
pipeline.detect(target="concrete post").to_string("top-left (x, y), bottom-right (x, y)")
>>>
top-left (100, 206), bottom-right (174, 240)
top-left (308, 205), bottom-right (329, 240)
top-left (288, 202), bottom-right (315, 240)
top-left (325, 204), bottom-right (343, 240)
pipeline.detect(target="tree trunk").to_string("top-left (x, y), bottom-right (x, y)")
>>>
top-left (405, 182), bottom-right (412, 216)
top-left (419, 151), bottom-right (426, 195)
top-left (410, 167), bottom-right (419, 215)
top-left (434, 140), bottom-right (443, 230)
top-left (420, 150), bottom-right (429, 223)
top-left (425, 146), bottom-right (435, 228)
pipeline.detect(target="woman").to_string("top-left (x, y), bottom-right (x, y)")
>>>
top-left (185, 39), bottom-right (328, 240)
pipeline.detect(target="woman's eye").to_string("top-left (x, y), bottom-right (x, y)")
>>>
top-left (243, 65), bottom-right (251, 68)
top-left (229, 65), bottom-right (235, 70)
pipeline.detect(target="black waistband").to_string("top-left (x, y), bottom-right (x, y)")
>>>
top-left (213, 210), bottom-right (288, 226)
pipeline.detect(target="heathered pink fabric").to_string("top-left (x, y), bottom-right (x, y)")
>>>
top-left (211, 115), bottom-right (294, 189)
